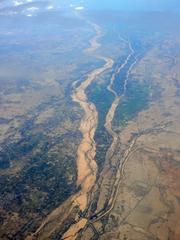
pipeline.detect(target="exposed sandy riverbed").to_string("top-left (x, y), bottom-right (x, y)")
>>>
top-left (26, 20), bottom-right (113, 240)
top-left (61, 21), bottom-right (114, 240)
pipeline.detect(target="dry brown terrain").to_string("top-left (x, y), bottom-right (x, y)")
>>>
top-left (26, 20), bottom-right (114, 240)
top-left (80, 35), bottom-right (180, 240)
top-left (30, 20), bottom-right (180, 240)
top-left (0, 7), bottom-right (179, 240)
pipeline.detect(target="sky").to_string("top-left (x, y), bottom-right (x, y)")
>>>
top-left (73, 0), bottom-right (180, 11)
top-left (0, 0), bottom-right (179, 17)
top-left (53, 0), bottom-right (180, 12)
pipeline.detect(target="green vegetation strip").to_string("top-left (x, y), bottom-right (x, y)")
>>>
top-left (87, 78), bottom-right (114, 171)
top-left (113, 79), bottom-right (150, 129)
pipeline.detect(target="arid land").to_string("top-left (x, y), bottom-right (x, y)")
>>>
top-left (0, 9), bottom-right (179, 240)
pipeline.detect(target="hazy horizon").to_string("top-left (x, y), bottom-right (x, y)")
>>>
top-left (61, 0), bottom-right (180, 12)
top-left (0, 0), bottom-right (180, 16)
